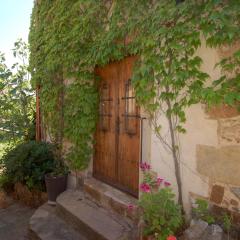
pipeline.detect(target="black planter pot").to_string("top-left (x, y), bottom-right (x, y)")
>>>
top-left (45, 174), bottom-right (68, 205)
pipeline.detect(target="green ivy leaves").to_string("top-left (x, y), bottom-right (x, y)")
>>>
top-left (29, 0), bottom-right (240, 170)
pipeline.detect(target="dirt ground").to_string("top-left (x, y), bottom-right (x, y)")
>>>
top-left (0, 191), bottom-right (35, 240)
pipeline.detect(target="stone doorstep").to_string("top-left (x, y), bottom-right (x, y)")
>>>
top-left (29, 204), bottom-right (87, 240)
top-left (84, 177), bottom-right (139, 222)
top-left (56, 190), bottom-right (138, 240)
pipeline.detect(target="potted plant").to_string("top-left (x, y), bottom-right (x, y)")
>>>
top-left (45, 147), bottom-right (69, 205)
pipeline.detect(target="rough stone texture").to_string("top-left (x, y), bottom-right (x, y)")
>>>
top-left (84, 178), bottom-right (139, 222)
top-left (218, 116), bottom-right (240, 144)
top-left (84, 183), bottom-right (101, 202)
top-left (206, 104), bottom-right (240, 119)
top-left (211, 204), bottom-right (240, 227)
top-left (182, 218), bottom-right (239, 240)
top-left (232, 211), bottom-right (240, 227)
top-left (210, 185), bottom-right (224, 204)
top-left (56, 190), bottom-right (137, 240)
top-left (183, 219), bottom-right (208, 240)
top-left (0, 201), bottom-right (35, 240)
top-left (29, 203), bottom-right (86, 240)
top-left (230, 199), bottom-right (239, 207)
top-left (201, 224), bottom-right (223, 240)
top-left (218, 41), bottom-right (240, 59)
top-left (196, 145), bottom-right (240, 185)
top-left (231, 188), bottom-right (240, 201)
top-left (222, 200), bottom-right (230, 208)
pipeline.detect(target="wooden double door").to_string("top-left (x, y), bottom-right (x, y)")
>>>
top-left (93, 56), bottom-right (140, 197)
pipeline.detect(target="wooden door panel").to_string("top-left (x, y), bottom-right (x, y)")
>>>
top-left (118, 56), bottom-right (140, 196)
top-left (94, 63), bottom-right (118, 182)
top-left (94, 57), bottom-right (140, 197)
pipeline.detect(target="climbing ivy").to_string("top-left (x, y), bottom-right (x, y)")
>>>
top-left (29, 0), bottom-right (240, 202)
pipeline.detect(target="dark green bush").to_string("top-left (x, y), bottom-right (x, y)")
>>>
top-left (1, 141), bottom-right (56, 191)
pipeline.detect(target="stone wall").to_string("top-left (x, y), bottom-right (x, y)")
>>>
top-left (148, 39), bottom-right (240, 222)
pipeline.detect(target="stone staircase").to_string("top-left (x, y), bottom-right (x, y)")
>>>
top-left (29, 178), bottom-right (139, 240)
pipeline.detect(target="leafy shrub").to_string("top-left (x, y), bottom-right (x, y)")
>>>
top-left (1, 141), bottom-right (56, 191)
top-left (192, 198), bottom-right (215, 224)
top-left (138, 162), bottom-right (183, 240)
top-left (0, 174), bottom-right (12, 192)
top-left (193, 199), bottom-right (234, 237)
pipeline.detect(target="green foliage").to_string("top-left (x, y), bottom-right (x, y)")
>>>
top-left (0, 142), bottom-right (7, 159)
top-left (64, 82), bottom-right (98, 170)
top-left (193, 199), bottom-right (234, 235)
top-left (1, 141), bottom-right (57, 191)
top-left (0, 39), bottom-right (34, 144)
top-left (0, 174), bottom-right (12, 192)
top-left (138, 164), bottom-right (182, 239)
top-left (192, 199), bottom-right (215, 224)
top-left (222, 213), bottom-right (232, 233)
top-left (29, 0), bottom-right (240, 171)
top-left (139, 188), bottom-right (183, 240)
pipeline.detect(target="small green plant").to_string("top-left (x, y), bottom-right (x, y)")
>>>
top-left (1, 141), bottom-right (58, 191)
top-left (222, 213), bottom-right (232, 240)
top-left (192, 199), bottom-right (215, 224)
top-left (223, 213), bottom-right (232, 231)
top-left (138, 163), bottom-right (182, 240)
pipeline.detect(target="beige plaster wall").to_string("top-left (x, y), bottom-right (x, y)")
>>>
top-left (147, 39), bottom-right (240, 216)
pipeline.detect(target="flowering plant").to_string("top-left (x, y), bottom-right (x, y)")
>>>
top-left (167, 236), bottom-right (177, 240)
top-left (138, 162), bottom-right (182, 240)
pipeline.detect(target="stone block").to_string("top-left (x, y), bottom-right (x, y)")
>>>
top-left (211, 204), bottom-right (240, 227)
top-left (222, 200), bottom-right (230, 208)
top-left (84, 178), bottom-right (138, 221)
top-left (29, 203), bottom-right (87, 240)
top-left (210, 185), bottom-right (224, 204)
top-left (206, 104), bottom-right (240, 119)
top-left (84, 183), bottom-right (101, 202)
top-left (211, 204), bottom-right (228, 217)
top-left (230, 199), bottom-right (239, 207)
top-left (56, 190), bottom-right (136, 240)
top-left (183, 219), bottom-right (208, 240)
top-left (201, 224), bottom-right (223, 240)
top-left (218, 116), bottom-right (240, 144)
top-left (231, 188), bottom-right (240, 201)
top-left (196, 145), bottom-right (240, 185)
top-left (232, 211), bottom-right (240, 226)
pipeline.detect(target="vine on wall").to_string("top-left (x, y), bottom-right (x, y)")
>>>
top-left (29, 0), bottom-right (240, 204)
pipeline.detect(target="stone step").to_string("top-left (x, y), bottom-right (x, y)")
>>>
top-left (29, 204), bottom-right (87, 240)
top-left (56, 190), bottom-right (138, 240)
top-left (84, 178), bottom-right (139, 222)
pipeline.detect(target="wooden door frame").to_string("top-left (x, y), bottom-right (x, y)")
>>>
top-left (93, 58), bottom-right (141, 198)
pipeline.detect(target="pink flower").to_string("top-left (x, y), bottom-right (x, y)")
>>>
top-left (164, 181), bottom-right (171, 187)
top-left (140, 183), bottom-right (151, 193)
top-left (167, 236), bottom-right (176, 240)
top-left (156, 177), bottom-right (164, 185)
top-left (140, 162), bottom-right (151, 171)
top-left (127, 204), bottom-right (135, 211)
